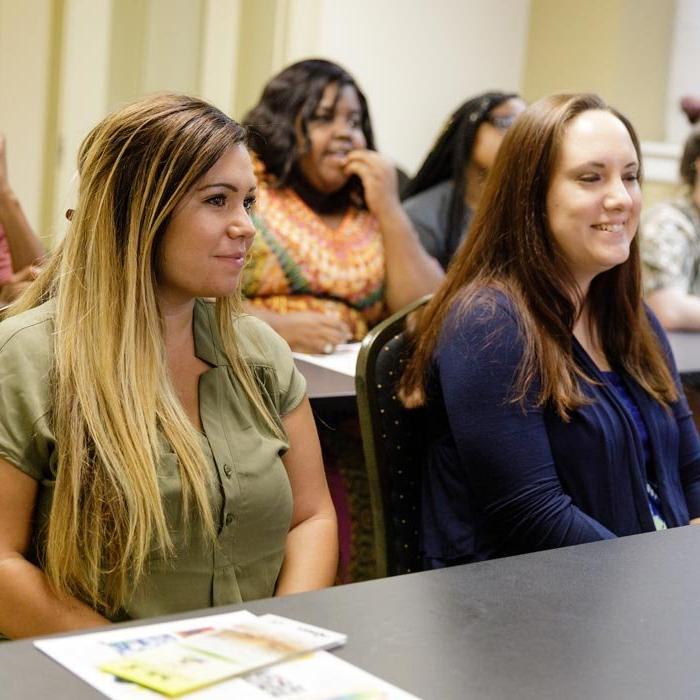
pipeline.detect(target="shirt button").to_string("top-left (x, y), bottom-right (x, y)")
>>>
top-left (225, 513), bottom-right (234, 526)
top-left (223, 464), bottom-right (232, 478)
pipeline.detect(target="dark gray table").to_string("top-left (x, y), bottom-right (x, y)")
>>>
top-left (2, 526), bottom-right (700, 699)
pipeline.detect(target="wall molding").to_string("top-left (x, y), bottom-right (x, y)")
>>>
top-left (641, 140), bottom-right (681, 183)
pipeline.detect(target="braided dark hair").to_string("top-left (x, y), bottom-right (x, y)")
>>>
top-left (402, 92), bottom-right (518, 249)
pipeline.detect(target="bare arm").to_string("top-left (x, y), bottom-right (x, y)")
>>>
top-left (275, 397), bottom-right (338, 595)
top-left (344, 150), bottom-right (443, 313)
top-left (646, 287), bottom-right (700, 331)
top-left (0, 135), bottom-right (45, 271)
top-left (0, 456), bottom-right (108, 639)
top-left (242, 301), bottom-right (350, 354)
top-left (0, 265), bottom-right (40, 307)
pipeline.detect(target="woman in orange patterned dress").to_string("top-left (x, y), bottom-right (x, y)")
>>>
top-left (242, 59), bottom-right (442, 354)
top-left (241, 59), bottom-right (442, 582)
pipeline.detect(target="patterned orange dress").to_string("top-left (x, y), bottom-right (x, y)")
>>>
top-left (242, 177), bottom-right (386, 340)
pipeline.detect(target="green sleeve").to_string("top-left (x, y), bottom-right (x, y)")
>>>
top-left (235, 315), bottom-right (307, 416)
top-left (0, 308), bottom-right (55, 480)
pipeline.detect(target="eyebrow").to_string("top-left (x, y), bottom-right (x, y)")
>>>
top-left (196, 182), bottom-right (257, 193)
top-left (315, 104), bottom-right (361, 116)
top-left (578, 160), bottom-right (639, 169)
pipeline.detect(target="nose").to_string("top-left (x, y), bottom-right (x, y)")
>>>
top-left (331, 116), bottom-right (353, 140)
top-left (226, 211), bottom-right (256, 240)
top-left (604, 177), bottom-right (633, 210)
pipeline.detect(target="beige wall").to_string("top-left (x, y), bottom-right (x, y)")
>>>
top-left (643, 180), bottom-right (679, 209)
top-left (51, 0), bottom-right (113, 240)
top-left (0, 0), bottom-right (58, 237)
top-left (666, 0), bottom-right (700, 144)
top-left (280, 0), bottom-right (531, 174)
top-left (0, 0), bottom-right (690, 247)
top-left (523, 0), bottom-right (675, 141)
top-left (199, 0), bottom-right (242, 116)
top-left (234, 0), bottom-right (282, 119)
top-left (53, 0), bottom-right (241, 238)
top-left (143, 0), bottom-right (204, 95)
top-left (107, 0), bottom-right (148, 112)
top-left (523, 0), bottom-right (680, 206)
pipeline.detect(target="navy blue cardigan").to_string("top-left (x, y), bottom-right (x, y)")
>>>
top-left (422, 290), bottom-right (700, 567)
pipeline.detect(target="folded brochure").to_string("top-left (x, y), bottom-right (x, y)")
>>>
top-left (35, 609), bottom-right (420, 699)
top-left (98, 611), bottom-right (346, 696)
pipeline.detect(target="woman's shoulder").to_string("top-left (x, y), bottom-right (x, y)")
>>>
top-left (0, 301), bottom-right (55, 441)
top-left (194, 300), bottom-right (303, 404)
top-left (403, 181), bottom-right (454, 217)
top-left (0, 299), bottom-right (55, 360)
top-left (231, 311), bottom-right (306, 411)
top-left (444, 286), bottom-right (519, 332)
top-left (436, 287), bottom-right (523, 362)
top-left (642, 196), bottom-right (700, 235)
top-left (404, 180), bottom-right (454, 205)
top-left (433, 287), bottom-right (529, 396)
top-left (232, 312), bottom-right (294, 365)
top-left (0, 301), bottom-right (55, 476)
top-left (195, 299), bottom-right (291, 365)
top-left (195, 300), bottom-right (293, 369)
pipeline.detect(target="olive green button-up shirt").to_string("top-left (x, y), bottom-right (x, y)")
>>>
top-left (0, 298), bottom-right (306, 621)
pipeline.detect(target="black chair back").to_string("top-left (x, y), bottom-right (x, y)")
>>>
top-left (355, 295), bottom-right (430, 577)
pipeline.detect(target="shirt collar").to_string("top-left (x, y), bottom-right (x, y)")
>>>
top-left (193, 298), bottom-right (226, 367)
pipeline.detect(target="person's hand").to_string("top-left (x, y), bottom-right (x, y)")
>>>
top-left (275, 311), bottom-right (351, 354)
top-left (343, 149), bottom-right (400, 219)
top-left (0, 265), bottom-right (40, 305)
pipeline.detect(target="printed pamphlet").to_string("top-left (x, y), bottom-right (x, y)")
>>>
top-left (34, 609), bottom-right (420, 699)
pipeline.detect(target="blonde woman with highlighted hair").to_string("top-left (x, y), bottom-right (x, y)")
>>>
top-left (0, 94), bottom-right (338, 639)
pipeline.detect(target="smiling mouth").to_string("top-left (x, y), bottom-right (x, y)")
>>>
top-left (325, 149), bottom-right (350, 159)
top-left (216, 253), bottom-right (246, 263)
top-left (592, 223), bottom-right (626, 233)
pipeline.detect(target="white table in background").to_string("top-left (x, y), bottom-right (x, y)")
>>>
top-left (294, 333), bottom-right (700, 398)
top-left (668, 331), bottom-right (700, 376)
top-left (293, 343), bottom-right (358, 399)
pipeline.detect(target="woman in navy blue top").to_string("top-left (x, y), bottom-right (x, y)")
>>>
top-left (401, 94), bottom-right (700, 568)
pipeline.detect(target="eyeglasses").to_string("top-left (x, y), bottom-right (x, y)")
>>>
top-left (486, 113), bottom-right (519, 131)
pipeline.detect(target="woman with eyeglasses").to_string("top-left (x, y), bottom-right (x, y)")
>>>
top-left (402, 92), bottom-right (526, 270)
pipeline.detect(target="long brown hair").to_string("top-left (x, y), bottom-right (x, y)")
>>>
top-left (401, 93), bottom-right (677, 418)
